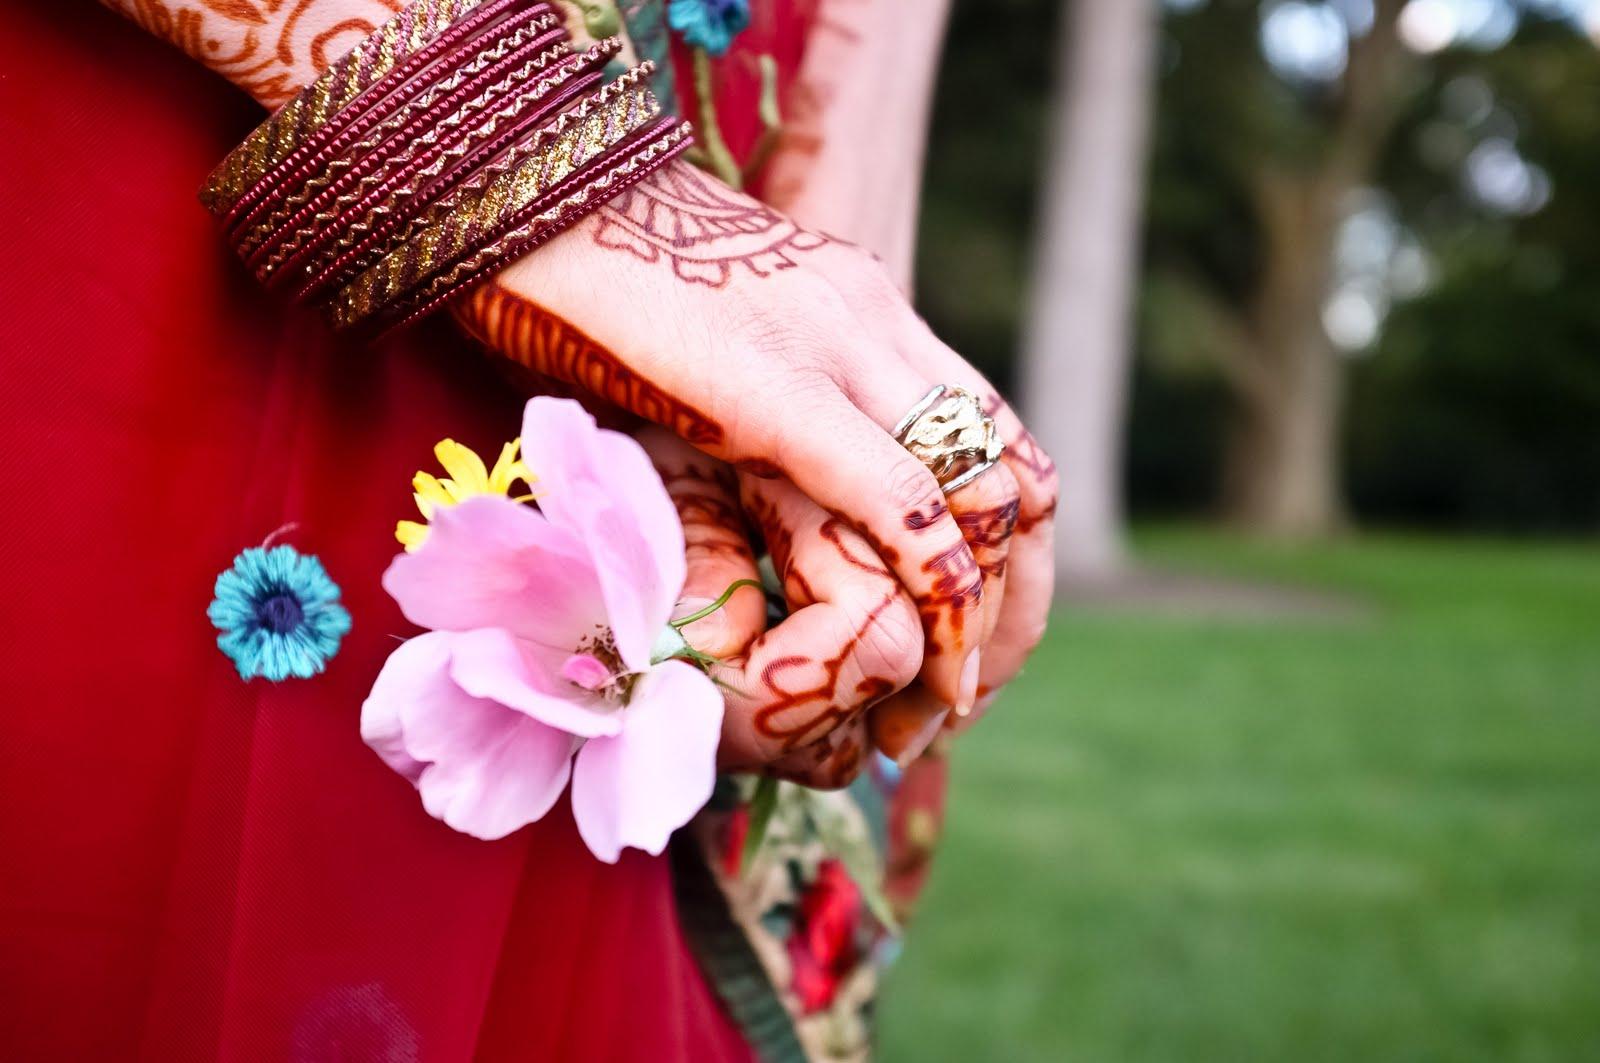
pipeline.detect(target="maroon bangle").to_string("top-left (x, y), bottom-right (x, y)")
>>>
top-left (234, 4), bottom-right (560, 266)
top-left (199, 0), bottom-right (505, 216)
top-left (243, 10), bottom-right (569, 279)
top-left (203, 0), bottom-right (695, 337)
top-left (371, 118), bottom-right (693, 338)
top-left (288, 42), bottom-right (620, 303)
top-left (224, 0), bottom-right (544, 243)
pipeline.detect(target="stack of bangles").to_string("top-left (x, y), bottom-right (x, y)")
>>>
top-left (198, 0), bottom-right (691, 336)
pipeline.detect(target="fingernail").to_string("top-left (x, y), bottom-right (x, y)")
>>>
top-left (956, 649), bottom-right (981, 716)
top-left (898, 709), bottom-right (951, 768)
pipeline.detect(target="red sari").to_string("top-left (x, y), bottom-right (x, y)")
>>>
top-left (0, 3), bottom-right (809, 1058)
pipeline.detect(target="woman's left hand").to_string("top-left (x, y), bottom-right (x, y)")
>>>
top-left (639, 424), bottom-right (1047, 786)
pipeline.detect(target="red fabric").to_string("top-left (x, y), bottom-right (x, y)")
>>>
top-left (0, 6), bottom-right (752, 1061)
top-left (670, 0), bottom-right (820, 192)
top-left (785, 860), bottom-right (862, 1015)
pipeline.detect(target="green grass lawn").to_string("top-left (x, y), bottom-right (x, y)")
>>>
top-left (877, 530), bottom-right (1600, 1063)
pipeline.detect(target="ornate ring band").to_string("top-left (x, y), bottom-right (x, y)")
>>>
top-left (892, 384), bottom-right (1006, 494)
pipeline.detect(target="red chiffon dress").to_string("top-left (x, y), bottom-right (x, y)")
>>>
top-left (0, 2), bottom-right (836, 1059)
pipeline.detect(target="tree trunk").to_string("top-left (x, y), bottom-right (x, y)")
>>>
top-left (1019, 0), bottom-right (1156, 581)
top-left (1224, 172), bottom-right (1347, 535)
top-left (1219, 0), bottom-right (1409, 538)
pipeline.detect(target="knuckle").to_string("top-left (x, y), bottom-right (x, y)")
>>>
top-left (884, 458), bottom-right (944, 519)
top-left (849, 593), bottom-right (924, 689)
top-left (842, 255), bottom-right (904, 318)
top-left (758, 368), bottom-right (839, 457)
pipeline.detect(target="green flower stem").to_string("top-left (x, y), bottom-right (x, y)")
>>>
top-left (671, 579), bottom-right (764, 629)
top-left (691, 47), bottom-right (744, 189)
top-left (740, 775), bottom-right (781, 876)
top-left (570, 0), bottom-right (622, 37)
top-left (740, 54), bottom-right (783, 188)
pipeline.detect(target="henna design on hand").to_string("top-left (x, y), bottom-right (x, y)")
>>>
top-left (735, 494), bottom-right (903, 754)
top-left (746, 589), bottom-right (899, 752)
top-left (903, 500), bottom-right (948, 531)
top-left (955, 499), bottom-right (1020, 579)
top-left (101, 0), bottom-right (403, 104)
top-left (589, 160), bottom-right (829, 288)
top-left (457, 281), bottom-right (726, 446)
top-left (666, 465), bottom-right (756, 568)
top-left (918, 541), bottom-right (982, 657)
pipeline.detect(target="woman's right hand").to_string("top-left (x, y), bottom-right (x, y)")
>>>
top-left (454, 158), bottom-right (1033, 714)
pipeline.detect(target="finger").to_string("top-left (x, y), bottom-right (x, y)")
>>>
top-left (713, 474), bottom-right (923, 777)
top-left (634, 427), bottom-right (765, 659)
top-left (973, 405), bottom-right (1056, 694)
top-left (767, 716), bottom-right (870, 790)
top-left (868, 683), bottom-right (950, 767)
top-left (891, 315), bottom-right (1059, 697)
top-left (819, 276), bottom-right (1023, 662)
top-left (767, 378), bottom-right (986, 714)
top-left (946, 460), bottom-right (1021, 654)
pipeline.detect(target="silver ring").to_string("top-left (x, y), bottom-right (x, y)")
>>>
top-left (893, 385), bottom-right (1005, 494)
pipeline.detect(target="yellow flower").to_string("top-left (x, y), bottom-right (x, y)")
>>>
top-left (396, 438), bottom-right (535, 551)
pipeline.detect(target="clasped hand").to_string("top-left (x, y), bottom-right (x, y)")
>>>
top-left (452, 160), bottom-right (1058, 786)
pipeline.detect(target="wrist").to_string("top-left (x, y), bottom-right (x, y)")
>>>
top-left (103, 0), bottom-right (403, 106)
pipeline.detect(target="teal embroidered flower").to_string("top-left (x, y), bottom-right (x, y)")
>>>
top-left (208, 545), bottom-right (352, 682)
top-left (668, 0), bottom-right (750, 57)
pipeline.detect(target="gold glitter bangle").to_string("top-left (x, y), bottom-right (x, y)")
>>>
top-left (291, 39), bottom-right (623, 301)
top-left (199, 0), bottom-right (506, 217)
top-left (329, 65), bottom-right (663, 329)
top-left (237, 9), bottom-right (569, 270)
top-left (200, 0), bottom-right (694, 337)
top-left (375, 118), bottom-right (693, 336)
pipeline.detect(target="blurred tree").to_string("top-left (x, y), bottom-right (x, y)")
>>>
top-left (1147, 0), bottom-right (1413, 537)
top-left (1018, 0), bottom-right (1158, 579)
top-left (1346, 20), bottom-right (1600, 531)
top-left (919, 0), bottom-right (1599, 537)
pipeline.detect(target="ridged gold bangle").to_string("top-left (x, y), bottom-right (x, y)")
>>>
top-left (329, 66), bottom-right (663, 329)
top-left (199, 0), bottom-right (500, 216)
top-left (291, 39), bottom-right (623, 301)
top-left (200, 0), bottom-right (694, 336)
top-left (239, 11), bottom-right (570, 273)
top-left (375, 118), bottom-right (694, 336)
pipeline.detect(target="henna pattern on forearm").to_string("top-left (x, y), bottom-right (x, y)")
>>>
top-left (458, 281), bottom-right (726, 446)
top-left (100, 0), bottom-right (404, 105)
top-left (589, 160), bottom-right (829, 288)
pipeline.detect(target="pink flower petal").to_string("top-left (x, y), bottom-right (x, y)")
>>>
top-left (382, 495), bottom-right (605, 651)
top-left (520, 398), bottom-right (685, 672)
top-left (360, 632), bottom-right (457, 785)
top-left (447, 627), bottom-right (624, 739)
top-left (388, 647), bottom-right (578, 841)
top-left (561, 653), bottom-right (613, 691)
top-left (569, 659), bottom-right (723, 863)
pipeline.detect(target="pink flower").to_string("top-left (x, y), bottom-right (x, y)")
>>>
top-left (360, 398), bottom-right (724, 860)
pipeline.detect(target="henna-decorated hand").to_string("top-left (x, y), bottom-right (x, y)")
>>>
top-left (641, 428), bottom-right (944, 788)
top-left (94, 0), bottom-right (1057, 721)
top-left (455, 159), bottom-right (1049, 715)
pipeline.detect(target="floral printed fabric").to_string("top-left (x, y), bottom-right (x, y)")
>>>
top-left (682, 751), bottom-right (947, 1063)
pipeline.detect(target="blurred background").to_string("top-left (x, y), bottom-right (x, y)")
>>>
top-left (878, 0), bottom-right (1600, 1058)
